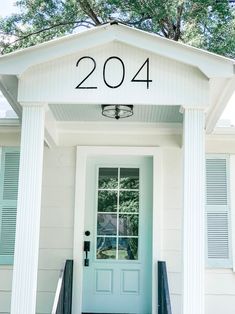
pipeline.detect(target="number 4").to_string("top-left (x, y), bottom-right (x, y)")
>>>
top-left (131, 58), bottom-right (152, 89)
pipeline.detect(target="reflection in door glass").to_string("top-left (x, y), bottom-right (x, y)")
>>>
top-left (99, 168), bottom-right (118, 189)
top-left (98, 190), bottom-right (118, 212)
top-left (119, 191), bottom-right (139, 212)
top-left (97, 237), bottom-right (116, 259)
top-left (97, 214), bottom-right (117, 235)
top-left (118, 238), bottom-right (138, 260)
top-left (119, 214), bottom-right (138, 236)
top-left (120, 168), bottom-right (139, 189)
top-left (96, 167), bottom-right (139, 260)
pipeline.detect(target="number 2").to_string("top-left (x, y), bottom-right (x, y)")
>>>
top-left (75, 56), bottom-right (97, 89)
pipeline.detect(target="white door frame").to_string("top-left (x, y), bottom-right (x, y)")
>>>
top-left (72, 146), bottom-right (163, 314)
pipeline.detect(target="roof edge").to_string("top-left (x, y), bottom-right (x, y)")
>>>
top-left (0, 22), bottom-right (234, 66)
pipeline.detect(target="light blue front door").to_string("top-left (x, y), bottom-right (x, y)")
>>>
top-left (82, 156), bottom-right (153, 313)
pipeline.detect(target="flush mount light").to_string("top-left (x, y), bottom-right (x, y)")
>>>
top-left (101, 105), bottom-right (134, 120)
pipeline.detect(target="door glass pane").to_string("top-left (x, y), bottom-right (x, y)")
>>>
top-left (118, 238), bottom-right (138, 260)
top-left (96, 167), bottom-right (140, 260)
top-left (97, 237), bottom-right (116, 259)
top-left (98, 190), bottom-right (117, 212)
top-left (97, 214), bottom-right (117, 235)
top-left (120, 168), bottom-right (139, 189)
top-left (99, 168), bottom-right (118, 189)
top-left (119, 214), bottom-right (139, 236)
top-left (119, 191), bottom-right (139, 212)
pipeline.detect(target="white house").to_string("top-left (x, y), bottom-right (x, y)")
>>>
top-left (0, 22), bottom-right (235, 314)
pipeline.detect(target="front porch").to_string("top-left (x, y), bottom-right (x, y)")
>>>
top-left (0, 22), bottom-right (234, 314)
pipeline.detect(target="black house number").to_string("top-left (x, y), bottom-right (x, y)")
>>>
top-left (75, 56), bottom-right (152, 90)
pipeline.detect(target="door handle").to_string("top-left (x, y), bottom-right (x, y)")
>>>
top-left (84, 240), bottom-right (90, 252)
top-left (84, 236), bottom-right (90, 267)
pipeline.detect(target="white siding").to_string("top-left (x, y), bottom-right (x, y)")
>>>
top-left (0, 146), bottom-right (75, 314)
top-left (18, 42), bottom-right (209, 107)
top-left (36, 147), bottom-right (75, 314)
top-left (162, 148), bottom-right (183, 314)
top-left (205, 140), bottom-right (235, 314)
top-left (1, 136), bottom-right (235, 314)
top-left (205, 269), bottom-right (235, 314)
top-left (161, 146), bottom-right (235, 314)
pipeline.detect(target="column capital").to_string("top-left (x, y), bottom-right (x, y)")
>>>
top-left (180, 105), bottom-right (207, 114)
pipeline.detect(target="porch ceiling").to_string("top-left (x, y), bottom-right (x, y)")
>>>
top-left (49, 104), bottom-right (183, 123)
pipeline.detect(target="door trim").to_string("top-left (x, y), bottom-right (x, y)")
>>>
top-left (72, 146), bottom-right (163, 314)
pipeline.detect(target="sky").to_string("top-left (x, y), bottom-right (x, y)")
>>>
top-left (0, 1), bottom-right (18, 17)
top-left (0, 0), bottom-right (234, 123)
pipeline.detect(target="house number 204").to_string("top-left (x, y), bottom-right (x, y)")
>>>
top-left (75, 56), bottom-right (152, 90)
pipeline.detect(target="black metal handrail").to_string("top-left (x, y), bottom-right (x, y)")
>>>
top-left (158, 261), bottom-right (172, 314)
top-left (52, 260), bottom-right (73, 314)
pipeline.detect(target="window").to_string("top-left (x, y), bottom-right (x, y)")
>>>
top-left (206, 155), bottom-right (232, 268)
top-left (0, 147), bottom-right (20, 264)
top-left (96, 167), bottom-right (139, 260)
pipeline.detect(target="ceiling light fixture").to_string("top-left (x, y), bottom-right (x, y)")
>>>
top-left (101, 105), bottom-right (134, 120)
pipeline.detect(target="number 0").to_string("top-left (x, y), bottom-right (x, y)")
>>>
top-left (103, 56), bottom-right (125, 89)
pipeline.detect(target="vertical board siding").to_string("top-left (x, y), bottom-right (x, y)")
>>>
top-left (206, 156), bottom-right (232, 268)
top-left (18, 42), bottom-right (209, 106)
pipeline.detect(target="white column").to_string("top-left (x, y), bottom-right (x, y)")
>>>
top-left (11, 104), bottom-right (45, 314)
top-left (182, 108), bottom-right (205, 314)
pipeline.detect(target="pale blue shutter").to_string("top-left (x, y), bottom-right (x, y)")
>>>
top-left (0, 147), bottom-right (20, 264)
top-left (206, 156), bottom-right (232, 268)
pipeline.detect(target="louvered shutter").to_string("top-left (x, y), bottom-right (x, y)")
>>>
top-left (206, 156), bottom-right (232, 268)
top-left (0, 147), bottom-right (20, 264)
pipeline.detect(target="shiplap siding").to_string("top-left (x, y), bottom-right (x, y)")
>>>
top-left (36, 147), bottom-right (75, 314)
top-left (162, 148), bottom-right (183, 314)
top-left (0, 147), bottom-right (75, 314)
top-left (0, 142), bottom-right (235, 314)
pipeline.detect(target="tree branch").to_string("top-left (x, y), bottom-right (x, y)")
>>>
top-left (78, 0), bottom-right (102, 25)
top-left (1, 20), bottom-right (95, 53)
top-left (174, 2), bottom-right (184, 41)
top-left (161, 26), bottom-right (168, 38)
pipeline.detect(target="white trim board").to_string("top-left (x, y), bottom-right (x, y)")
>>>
top-left (72, 146), bottom-right (163, 314)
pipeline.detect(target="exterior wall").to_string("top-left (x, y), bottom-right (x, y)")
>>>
top-left (36, 146), bottom-right (76, 314)
top-left (161, 147), bottom-right (183, 314)
top-left (0, 140), bottom-right (76, 314)
top-left (0, 133), bottom-right (20, 314)
top-left (1, 132), bottom-right (235, 313)
top-left (205, 137), bottom-right (235, 314)
top-left (162, 141), bottom-right (235, 314)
